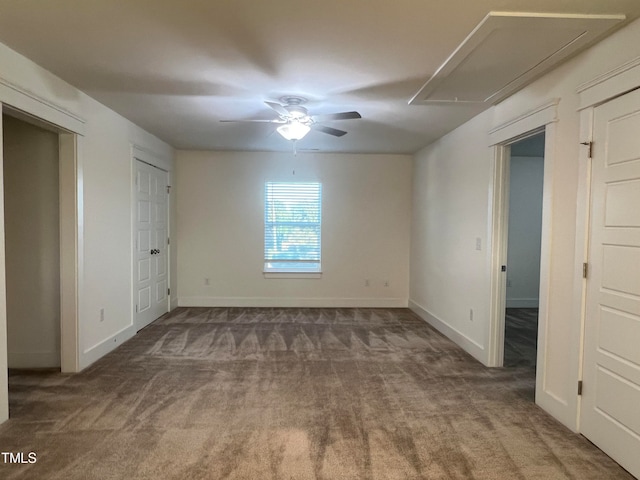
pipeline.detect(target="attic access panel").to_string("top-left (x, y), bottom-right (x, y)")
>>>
top-left (409, 12), bottom-right (625, 105)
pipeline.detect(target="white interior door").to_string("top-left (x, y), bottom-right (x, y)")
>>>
top-left (581, 87), bottom-right (640, 478)
top-left (134, 159), bottom-right (169, 330)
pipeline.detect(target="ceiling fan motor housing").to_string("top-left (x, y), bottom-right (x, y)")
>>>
top-left (279, 96), bottom-right (310, 121)
top-left (279, 95), bottom-right (306, 106)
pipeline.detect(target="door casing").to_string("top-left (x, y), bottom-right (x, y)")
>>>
top-left (0, 96), bottom-right (84, 422)
top-left (578, 87), bottom-right (640, 478)
top-left (487, 101), bottom-right (560, 421)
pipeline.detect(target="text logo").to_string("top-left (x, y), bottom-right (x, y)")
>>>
top-left (1, 452), bottom-right (37, 464)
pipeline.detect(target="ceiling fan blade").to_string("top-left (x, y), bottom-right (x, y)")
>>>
top-left (312, 111), bottom-right (361, 122)
top-left (220, 119), bottom-right (284, 123)
top-left (312, 124), bottom-right (348, 137)
top-left (264, 101), bottom-right (290, 117)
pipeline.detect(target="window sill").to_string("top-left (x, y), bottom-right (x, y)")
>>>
top-left (263, 271), bottom-right (322, 279)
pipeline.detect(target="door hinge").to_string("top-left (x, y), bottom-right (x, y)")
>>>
top-left (135, 304), bottom-right (138, 313)
top-left (578, 380), bottom-right (583, 396)
top-left (580, 141), bottom-right (593, 159)
top-left (582, 262), bottom-right (588, 279)
top-left (167, 185), bottom-right (171, 194)
top-left (167, 237), bottom-right (170, 245)
top-left (168, 288), bottom-right (171, 295)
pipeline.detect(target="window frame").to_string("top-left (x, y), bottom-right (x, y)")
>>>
top-left (263, 181), bottom-right (323, 277)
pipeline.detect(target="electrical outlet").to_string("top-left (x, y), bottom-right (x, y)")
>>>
top-left (204, 278), bottom-right (210, 286)
top-left (475, 238), bottom-right (482, 251)
top-left (100, 308), bottom-right (105, 322)
top-left (469, 309), bottom-right (474, 321)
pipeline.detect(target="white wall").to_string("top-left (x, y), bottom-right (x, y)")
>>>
top-left (3, 115), bottom-right (60, 368)
top-left (410, 16), bottom-right (640, 430)
top-left (506, 155), bottom-right (544, 308)
top-left (177, 151), bottom-right (411, 307)
top-left (410, 112), bottom-right (494, 361)
top-left (0, 41), bottom-right (175, 421)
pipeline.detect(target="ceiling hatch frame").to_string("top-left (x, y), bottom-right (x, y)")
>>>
top-left (409, 12), bottom-right (626, 106)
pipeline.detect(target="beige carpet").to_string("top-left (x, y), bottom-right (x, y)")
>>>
top-left (0, 307), bottom-right (634, 479)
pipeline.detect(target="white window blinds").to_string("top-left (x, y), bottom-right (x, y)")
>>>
top-left (264, 182), bottom-right (322, 272)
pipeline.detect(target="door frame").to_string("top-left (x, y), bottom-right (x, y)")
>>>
top-left (0, 85), bottom-right (85, 421)
top-left (577, 88), bottom-right (640, 478)
top-left (487, 100), bottom-right (558, 413)
top-left (131, 145), bottom-right (171, 331)
top-left (489, 127), bottom-right (546, 366)
top-left (575, 57), bottom-right (640, 430)
top-left (2, 108), bottom-right (81, 374)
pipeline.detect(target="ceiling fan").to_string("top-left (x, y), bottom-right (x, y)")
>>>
top-left (220, 96), bottom-right (361, 141)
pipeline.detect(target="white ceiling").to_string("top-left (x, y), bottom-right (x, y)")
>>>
top-left (0, 0), bottom-right (638, 154)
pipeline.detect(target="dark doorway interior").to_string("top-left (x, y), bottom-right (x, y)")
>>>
top-left (503, 132), bottom-right (545, 369)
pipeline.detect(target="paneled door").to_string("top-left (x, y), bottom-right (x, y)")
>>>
top-left (581, 87), bottom-right (640, 478)
top-left (134, 159), bottom-right (169, 330)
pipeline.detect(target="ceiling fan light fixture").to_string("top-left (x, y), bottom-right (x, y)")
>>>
top-left (277, 121), bottom-right (310, 141)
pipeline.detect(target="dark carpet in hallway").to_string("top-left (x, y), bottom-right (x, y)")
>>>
top-left (0, 307), bottom-right (633, 479)
top-left (504, 308), bottom-right (539, 368)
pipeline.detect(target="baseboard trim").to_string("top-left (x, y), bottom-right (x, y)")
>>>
top-left (80, 324), bottom-right (136, 370)
top-left (178, 296), bottom-right (408, 308)
top-left (506, 298), bottom-right (539, 308)
top-left (170, 296), bottom-right (179, 310)
top-left (8, 351), bottom-right (60, 369)
top-left (409, 299), bottom-right (487, 365)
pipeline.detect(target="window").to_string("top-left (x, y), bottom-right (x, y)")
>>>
top-left (264, 182), bottom-right (322, 273)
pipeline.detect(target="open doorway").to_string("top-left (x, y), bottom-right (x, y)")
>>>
top-left (3, 113), bottom-right (61, 370)
top-left (503, 133), bottom-right (545, 368)
top-left (487, 104), bottom-right (555, 409)
top-left (0, 99), bottom-right (81, 421)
